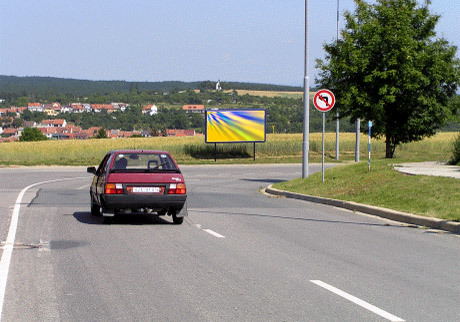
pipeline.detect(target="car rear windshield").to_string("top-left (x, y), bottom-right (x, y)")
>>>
top-left (110, 152), bottom-right (179, 173)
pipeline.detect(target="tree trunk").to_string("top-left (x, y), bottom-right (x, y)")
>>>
top-left (385, 135), bottom-right (395, 158)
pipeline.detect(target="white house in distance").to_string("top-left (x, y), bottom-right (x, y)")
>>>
top-left (112, 102), bottom-right (128, 112)
top-left (142, 104), bottom-right (158, 116)
top-left (60, 105), bottom-right (73, 113)
top-left (40, 119), bottom-right (67, 128)
top-left (28, 102), bottom-right (43, 112)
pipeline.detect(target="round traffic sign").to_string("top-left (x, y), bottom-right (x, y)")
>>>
top-left (313, 89), bottom-right (335, 112)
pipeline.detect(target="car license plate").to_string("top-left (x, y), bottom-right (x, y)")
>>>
top-left (128, 186), bottom-right (164, 194)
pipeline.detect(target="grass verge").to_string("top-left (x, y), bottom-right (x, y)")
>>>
top-left (272, 160), bottom-right (460, 222)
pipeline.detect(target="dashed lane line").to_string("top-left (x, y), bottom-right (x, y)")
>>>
top-left (310, 280), bottom-right (405, 322)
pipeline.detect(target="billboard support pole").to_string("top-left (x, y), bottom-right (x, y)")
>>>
top-left (214, 143), bottom-right (217, 162)
top-left (253, 142), bottom-right (256, 161)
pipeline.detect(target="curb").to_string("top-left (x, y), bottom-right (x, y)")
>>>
top-left (265, 185), bottom-right (460, 234)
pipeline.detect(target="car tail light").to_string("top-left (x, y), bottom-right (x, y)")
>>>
top-left (105, 183), bottom-right (124, 194)
top-left (168, 183), bottom-right (186, 194)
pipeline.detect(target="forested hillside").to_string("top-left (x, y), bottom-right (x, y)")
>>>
top-left (0, 76), bottom-right (301, 99)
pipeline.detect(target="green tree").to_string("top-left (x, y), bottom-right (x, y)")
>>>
top-left (189, 112), bottom-right (204, 131)
top-left (12, 118), bottom-right (24, 128)
top-left (95, 128), bottom-right (108, 139)
top-left (19, 127), bottom-right (47, 141)
top-left (15, 97), bottom-right (29, 107)
top-left (316, 0), bottom-right (460, 158)
top-left (170, 111), bottom-right (190, 129)
top-left (21, 109), bottom-right (33, 121)
top-left (198, 81), bottom-right (215, 93)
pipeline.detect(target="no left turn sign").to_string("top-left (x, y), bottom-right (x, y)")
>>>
top-left (313, 89), bottom-right (335, 112)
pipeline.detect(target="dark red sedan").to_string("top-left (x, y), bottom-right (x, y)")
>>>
top-left (87, 150), bottom-right (187, 224)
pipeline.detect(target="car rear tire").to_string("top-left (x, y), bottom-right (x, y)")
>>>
top-left (91, 196), bottom-right (102, 217)
top-left (172, 213), bottom-right (184, 225)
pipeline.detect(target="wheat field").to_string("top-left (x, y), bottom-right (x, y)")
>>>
top-left (0, 132), bottom-right (457, 166)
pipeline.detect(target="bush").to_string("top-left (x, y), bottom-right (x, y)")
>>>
top-left (95, 128), bottom-right (108, 139)
top-left (19, 128), bottom-right (47, 142)
top-left (449, 133), bottom-right (460, 165)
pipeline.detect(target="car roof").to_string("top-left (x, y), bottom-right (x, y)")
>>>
top-left (108, 150), bottom-right (171, 155)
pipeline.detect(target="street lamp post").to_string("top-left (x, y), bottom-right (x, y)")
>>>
top-left (302, 0), bottom-right (310, 178)
top-left (336, 0), bottom-right (340, 160)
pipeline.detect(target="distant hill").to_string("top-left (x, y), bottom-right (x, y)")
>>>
top-left (0, 76), bottom-right (199, 96)
top-left (0, 75), bottom-right (302, 97)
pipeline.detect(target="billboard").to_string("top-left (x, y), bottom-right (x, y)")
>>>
top-left (205, 109), bottom-right (266, 143)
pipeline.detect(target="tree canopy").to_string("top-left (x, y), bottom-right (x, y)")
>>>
top-left (95, 128), bottom-right (108, 139)
top-left (0, 76), bottom-right (301, 103)
top-left (316, 0), bottom-right (460, 158)
top-left (19, 127), bottom-right (47, 142)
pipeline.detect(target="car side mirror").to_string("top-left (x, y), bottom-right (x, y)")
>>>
top-left (87, 166), bottom-right (97, 174)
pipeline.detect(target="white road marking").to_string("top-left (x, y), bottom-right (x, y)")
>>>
top-left (203, 229), bottom-right (225, 238)
top-left (76, 184), bottom-right (90, 190)
top-left (194, 224), bottom-right (225, 238)
top-left (310, 280), bottom-right (405, 322)
top-left (0, 176), bottom-right (87, 321)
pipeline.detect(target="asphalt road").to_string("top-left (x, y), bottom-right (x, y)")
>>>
top-left (0, 164), bottom-right (459, 322)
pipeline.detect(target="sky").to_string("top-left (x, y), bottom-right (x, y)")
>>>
top-left (0, 0), bottom-right (458, 86)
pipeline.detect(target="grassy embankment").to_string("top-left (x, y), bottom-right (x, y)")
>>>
top-left (270, 132), bottom-right (460, 222)
top-left (273, 160), bottom-right (460, 222)
top-left (1, 132), bottom-right (458, 221)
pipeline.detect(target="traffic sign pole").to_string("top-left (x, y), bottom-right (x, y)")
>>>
top-left (313, 89), bottom-right (335, 182)
top-left (322, 113), bottom-right (325, 182)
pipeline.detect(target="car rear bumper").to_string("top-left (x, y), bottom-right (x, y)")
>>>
top-left (101, 194), bottom-right (187, 214)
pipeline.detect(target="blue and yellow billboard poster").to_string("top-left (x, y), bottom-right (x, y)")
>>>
top-left (205, 109), bottom-right (266, 143)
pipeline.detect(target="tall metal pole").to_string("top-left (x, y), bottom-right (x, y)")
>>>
top-left (335, 0), bottom-right (340, 160)
top-left (355, 118), bottom-right (360, 162)
top-left (302, 0), bottom-right (310, 178)
top-left (368, 121), bottom-right (372, 171)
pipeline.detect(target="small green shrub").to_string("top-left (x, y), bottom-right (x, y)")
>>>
top-left (19, 128), bottom-right (47, 142)
top-left (449, 132), bottom-right (460, 165)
